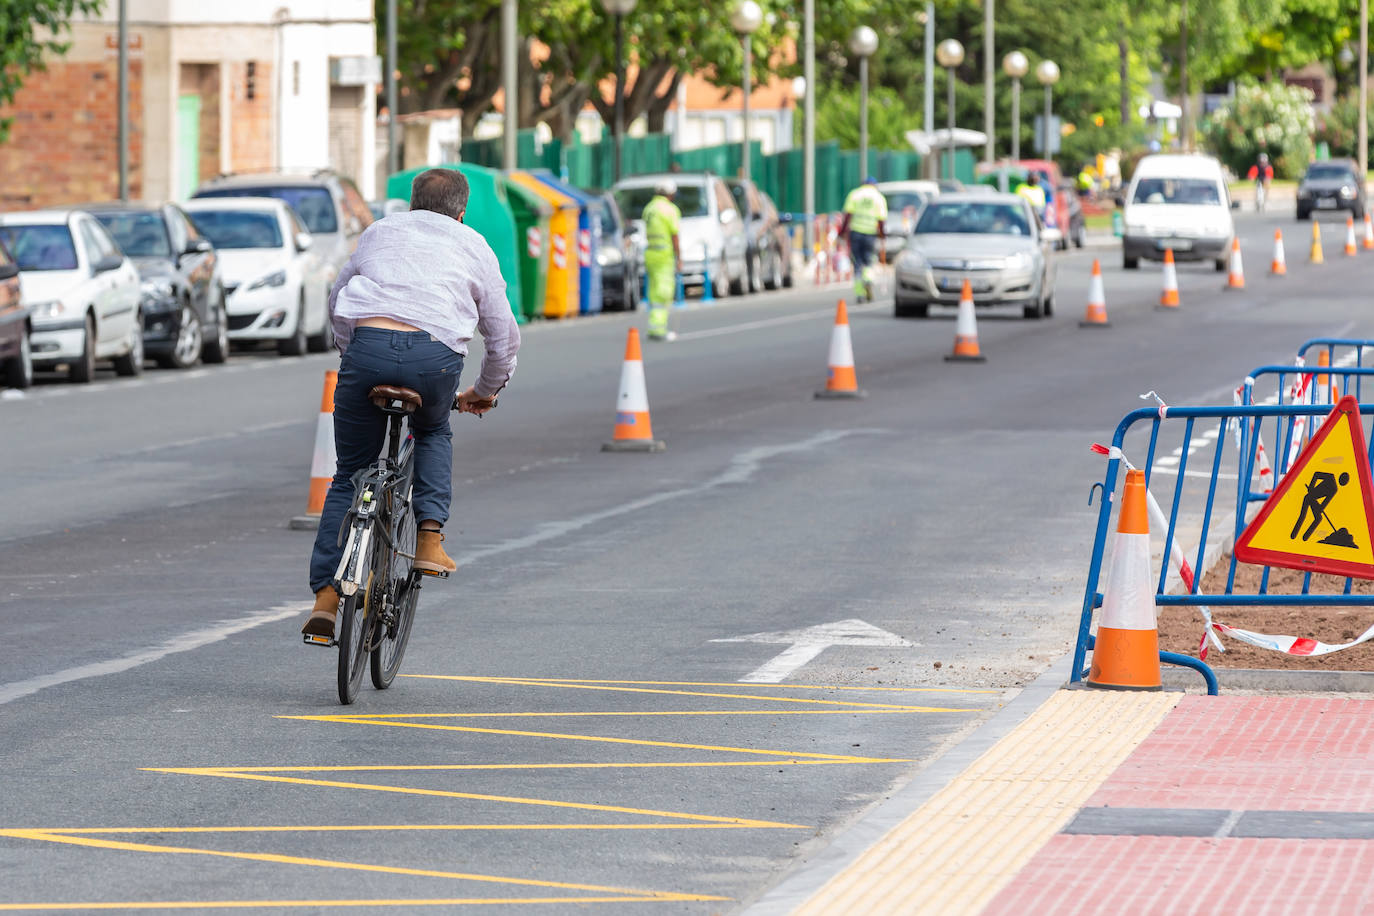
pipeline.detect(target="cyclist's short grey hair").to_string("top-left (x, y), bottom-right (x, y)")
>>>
top-left (410, 169), bottom-right (470, 219)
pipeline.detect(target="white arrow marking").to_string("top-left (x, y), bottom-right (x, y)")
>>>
top-left (712, 619), bottom-right (917, 683)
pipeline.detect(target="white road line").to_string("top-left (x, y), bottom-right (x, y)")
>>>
top-left (0, 603), bottom-right (309, 706)
top-left (673, 301), bottom-right (886, 342)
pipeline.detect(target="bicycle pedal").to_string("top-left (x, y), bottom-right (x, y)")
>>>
top-left (302, 633), bottom-right (337, 648)
top-left (416, 568), bottom-right (450, 579)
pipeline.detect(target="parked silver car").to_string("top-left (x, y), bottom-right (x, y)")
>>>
top-left (612, 172), bottom-right (748, 298)
top-left (893, 193), bottom-right (1056, 320)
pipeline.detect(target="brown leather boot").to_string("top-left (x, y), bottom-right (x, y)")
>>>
top-left (302, 587), bottom-right (339, 637)
top-left (414, 529), bottom-right (457, 575)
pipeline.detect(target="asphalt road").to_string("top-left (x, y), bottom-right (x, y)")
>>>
top-left (3, 208), bottom-right (1373, 913)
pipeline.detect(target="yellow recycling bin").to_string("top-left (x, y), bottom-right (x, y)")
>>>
top-left (508, 171), bottom-right (579, 319)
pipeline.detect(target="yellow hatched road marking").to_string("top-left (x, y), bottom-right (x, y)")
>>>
top-left (406, 676), bottom-right (997, 694)
top-left (148, 758), bottom-right (907, 773)
top-left (0, 896), bottom-right (724, 911)
top-left (23, 823), bottom-right (778, 835)
top-left (0, 830), bottom-right (726, 902)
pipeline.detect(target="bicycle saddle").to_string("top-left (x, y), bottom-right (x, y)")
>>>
top-left (368, 385), bottom-right (423, 413)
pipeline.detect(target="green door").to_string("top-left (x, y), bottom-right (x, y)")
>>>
top-left (177, 94), bottom-right (201, 199)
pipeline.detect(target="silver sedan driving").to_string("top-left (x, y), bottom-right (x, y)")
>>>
top-left (893, 193), bottom-right (1056, 320)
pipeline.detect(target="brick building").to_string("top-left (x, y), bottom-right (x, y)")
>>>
top-left (0, 0), bottom-right (379, 210)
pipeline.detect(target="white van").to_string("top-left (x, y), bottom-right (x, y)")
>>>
top-left (1121, 154), bottom-right (1236, 271)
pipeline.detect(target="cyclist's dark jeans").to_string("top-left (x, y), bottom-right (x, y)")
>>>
top-left (309, 328), bottom-right (463, 593)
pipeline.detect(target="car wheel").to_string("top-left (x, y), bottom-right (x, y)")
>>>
top-left (713, 257), bottom-right (730, 299)
top-left (202, 291), bottom-right (230, 364)
top-left (728, 255), bottom-right (746, 296)
top-left (307, 302), bottom-right (333, 353)
top-left (747, 252), bottom-right (763, 293)
top-left (160, 301), bottom-right (203, 369)
top-left (782, 250), bottom-right (794, 288)
top-left (1215, 257), bottom-right (1227, 273)
top-left (69, 314), bottom-right (95, 383)
top-left (278, 297), bottom-right (307, 356)
top-left (5, 328), bottom-right (33, 389)
top-left (113, 311), bottom-right (144, 376)
top-left (1123, 255), bottom-right (1139, 270)
top-left (1297, 208), bottom-right (1310, 220)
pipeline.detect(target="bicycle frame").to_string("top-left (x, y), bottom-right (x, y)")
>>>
top-left (334, 414), bottom-right (414, 601)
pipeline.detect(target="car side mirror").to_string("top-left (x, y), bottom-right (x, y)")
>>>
top-left (185, 238), bottom-right (213, 255)
top-left (93, 254), bottom-right (123, 273)
top-left (0, 262), bottom-right (17, 280)
top-left (294, 231), bottom-right (313, 253)
top-left (1231, 199), bottom-right (1241, 210)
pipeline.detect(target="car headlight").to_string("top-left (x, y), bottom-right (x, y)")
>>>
top-left (899, 251), bottom-right (926, 270)
top-left (1004, 252), bottom-right (1034, 271)
top-left (1341, 185), bottom-right (1357, 199)
top-left (247, 269), bottom-right (287, 291)
top-left (140, 278), bottom-right (175, 306)
top-left (597, 247), bottom-right (622, 267)
top-left (29, 300), bottom-right (65, 319)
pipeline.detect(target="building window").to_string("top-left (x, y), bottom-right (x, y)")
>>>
top-left (293, 61), bottom-right (300, 96)
top-left (245, 61), bottom-right (256, 101)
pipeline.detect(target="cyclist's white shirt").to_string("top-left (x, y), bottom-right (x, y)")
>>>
top-left (328, 209), bottom-right (520, 398)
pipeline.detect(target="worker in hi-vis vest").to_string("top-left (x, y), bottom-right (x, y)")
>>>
top-left (642, 179), bottom-right (682, 341)
top-left (839, 176), bottom-right (888, 303)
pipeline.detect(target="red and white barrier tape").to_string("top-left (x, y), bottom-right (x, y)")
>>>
top-left (1232, 384), bottom-right (1274, 493)
top-left (1090, 443), bottom-right (1196, 591)
top-left (1199, 605), bottom-right (1374, 657)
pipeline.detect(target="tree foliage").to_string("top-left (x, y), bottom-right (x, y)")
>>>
top-left (1200, 82), bottom-right (1315, 179)
top-left (0, 0), bottom-right (104, 142)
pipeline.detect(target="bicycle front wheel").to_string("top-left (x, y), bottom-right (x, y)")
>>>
top-left (337, 580), bottom-right (371, 705)
top-left (371, 496), bottom-right (419, 689)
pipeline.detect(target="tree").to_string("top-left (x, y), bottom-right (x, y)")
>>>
top-left (0, 0), bottom-right (104, 142)
top-left (1201, 82), bottom-right (1315, 179)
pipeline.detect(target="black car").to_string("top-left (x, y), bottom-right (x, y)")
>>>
top-left (88, 202), bottom-right (228, 368)
top-left (0, 240), bottom-right (29, 388)
top-left (1297, 159), bottom-right (1366, 220)
top-left (725, 178), bottom-right (794, 292)
top-left (593, 191), bottom-right (641, 312)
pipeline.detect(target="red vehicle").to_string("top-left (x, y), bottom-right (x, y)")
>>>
top-left (1015, 159), bottom-right (1071, 249)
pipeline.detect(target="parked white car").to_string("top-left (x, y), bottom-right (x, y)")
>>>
top-left (1121, 153), bottom-right (1236, 271)
top-left (0, 209), bottom-right (143, 382)
top-left (182, 198), bottom-right (333, 355)
top-left (612, 172), bottom-right (749, 298)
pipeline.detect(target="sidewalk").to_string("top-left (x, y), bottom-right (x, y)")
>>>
top-left (751, 678), bottom-right (1374, 915)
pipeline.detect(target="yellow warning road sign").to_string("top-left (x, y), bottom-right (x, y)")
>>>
top-left (1236, 395), bottom-right (1374, 579)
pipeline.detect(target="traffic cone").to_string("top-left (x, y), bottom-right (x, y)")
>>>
top-left (1224, 237), bottom-right (1245, 290)
top-left (1270, 229), bottom-right (1287, 276)
top-left (1346, 215), bottom-right (1359, 256)
top-left (944, 279), bottom-right (986, 362)
top-left (602, 328), bottom-right (665, 452)
top-left (1317, 349), bottom-right (1340, 405)
top-left (815, 299), bottom-right (866, 399)
top-left (1079, 258), bottom-right (1110, 327)
top-left (1364, 213), bottom-right (1374, 250)
top-left (289, 370), bottom-right (338, 530)
top-left (1310, 221), bottom-right (1324, 264)
top-left (1087, 468), bottom-right (1162, 691)
top-left (1159, 248), bottom-right (1180, 309)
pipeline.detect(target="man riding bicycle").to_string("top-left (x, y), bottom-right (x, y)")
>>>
top-left (302, 168), bottom-right (521, 639)
top-left (1247, 152), bottom-right (1273, 211)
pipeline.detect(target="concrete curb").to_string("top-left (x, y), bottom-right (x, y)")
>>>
top-left (1163, 667), bottom-right (1374, 693)
top-left (742, 653), bottom-right (1073, 915)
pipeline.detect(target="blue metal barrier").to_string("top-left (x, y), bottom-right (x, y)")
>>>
top-left (1073, 401), bottom-right (1374, 693)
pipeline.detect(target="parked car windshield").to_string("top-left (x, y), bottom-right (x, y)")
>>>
top-left (187, 210), bottom-right (284, 250)
top-left (196, 186), bottom-right (338, 234)
top-left (93, 211), bottom-right (172, 258)
top-left (914, 202), bottom-right (1031, 236)
top-left (883, 191), bottom-right (928, 214)
top-left (615, 184), bottom-right (710, 219)
top-left (0, 225), bottom-right (78, 271)
top-left (1131, 178), bottom-right (1221, 205)
top-left (1305, 164), bottom-right (1355, 181)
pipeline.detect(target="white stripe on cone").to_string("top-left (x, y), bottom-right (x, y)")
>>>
top-left (1100, 531), bottom-right (1155, 631)
top-left (309, 412), bottom-right (336, 479)
top-left (827, 323), bottom-right (855, 369)
top-left (616, 360), bottom-right (650, 413)
top-left (955, 294), bottom-right (978, 338)
top-left (1087, 270), bottom-right (1105, 308)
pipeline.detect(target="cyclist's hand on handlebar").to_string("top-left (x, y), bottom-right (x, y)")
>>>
top-left (454, 387), bottom-right (498, 416)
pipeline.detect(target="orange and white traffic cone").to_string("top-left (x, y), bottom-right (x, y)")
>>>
top-left (1270, 229), bottom-right (1287, 276)
top-left (1079, 258), bottom-right (1110, 327)
top-left (602, 328), bottom-right (665, 452)
top-left (1310, 221), bottom-right (1324, 264)
top-left (1346, 215), bottom-right (1359, 256)
top-left (815, 299), bottom-right (866, 399)
top-left (1364, 213), bottom-right (1374, 250)
top-left (1087, 468), bottom-right (1162, 691)
top-left (1224, 237), bottom-right (1245, 290)
top-left (1159, 248), bottom-right (1180, 309)
top-left (289, 370), bottom-right (338, 530)
top-left (944, 279), bottom-right (986, 362)
top-left (1317, 350), bottom-right (1340, 405)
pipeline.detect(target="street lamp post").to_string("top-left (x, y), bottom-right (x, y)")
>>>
top-left (731, 1), bottom-right (763, 182)
top-left (1003, 50), bottom-right (1028, 162)
top-left (1036, 59), bottom-right (1060, 158)
top-left (848, 26), bottom-right (878, 179)
top-left (600, 0), bottom-right (638, 183)
top-left (936, 39), bottom-right (964, 181)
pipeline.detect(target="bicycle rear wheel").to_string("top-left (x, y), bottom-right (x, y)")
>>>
top-left (371, 495), bottom-right (419, 689)
top-left (337, 575), bottom-right (372, 704)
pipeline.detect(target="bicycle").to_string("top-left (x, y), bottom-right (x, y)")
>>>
top-left (304, 384), bottom-right (487, 705)
top-left (1255, 179), bottom-right (1268, 213)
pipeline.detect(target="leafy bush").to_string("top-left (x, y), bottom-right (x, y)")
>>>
top-left (1201, 82), bottom-right (1315, 179)
top-left (1315, 94), bottom-right (1374, 162)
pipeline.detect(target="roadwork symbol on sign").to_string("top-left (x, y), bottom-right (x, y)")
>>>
top-left (1236, 395), bottom-right (1374, 579)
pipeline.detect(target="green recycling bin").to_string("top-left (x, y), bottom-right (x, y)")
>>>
top-left (502, 177), bottom-right (552, 323)
top-left (384, 163), bottom-right (524, 322)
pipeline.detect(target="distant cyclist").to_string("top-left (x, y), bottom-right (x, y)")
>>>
top-left (839, 176), bottom-right (887, 303)
top-left (301, 168), bottom-right (522, 639)
top-left (1247, 152), bottom-right (1274, 212)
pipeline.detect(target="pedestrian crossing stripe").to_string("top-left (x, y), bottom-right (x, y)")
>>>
top-left (1236, 395), bottom-right (1374, 579)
